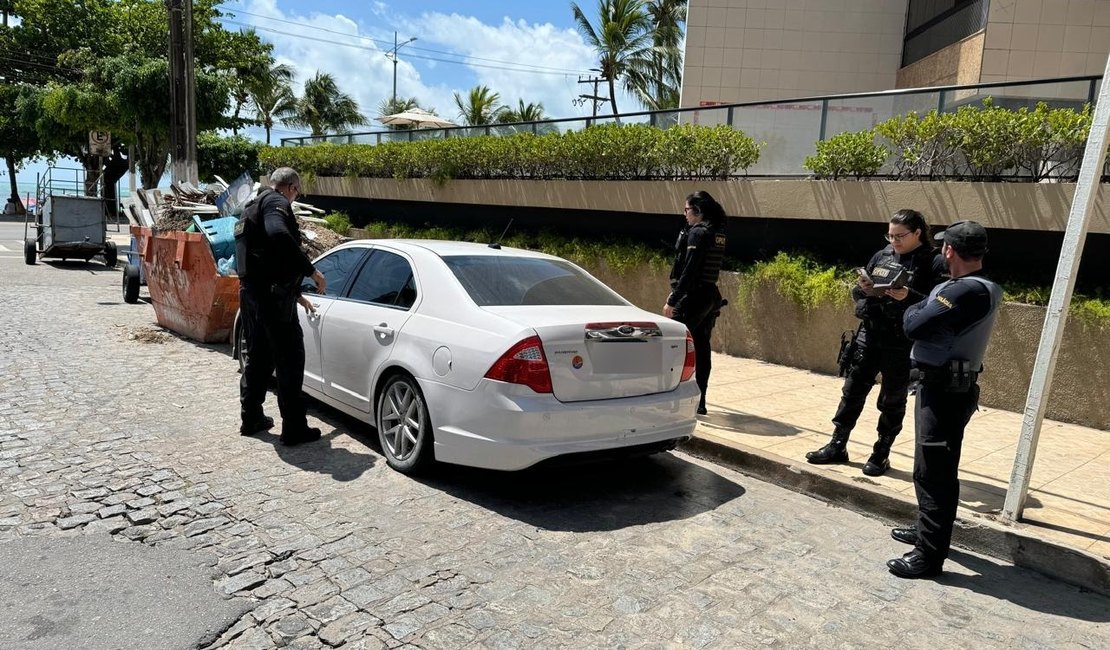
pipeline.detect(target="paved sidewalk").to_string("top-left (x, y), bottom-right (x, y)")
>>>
top-left (693, 353), bottom-right (1110, 565)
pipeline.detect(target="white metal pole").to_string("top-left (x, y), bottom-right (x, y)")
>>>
top-left (1002, 55), bottom-right (1110, 521)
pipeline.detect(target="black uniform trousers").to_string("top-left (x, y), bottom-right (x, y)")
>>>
top-left (831, 336), bottom-right (911, 439)
top-left (674, 284), bottom-right (723, 405)
top-left (239, 283), bottom-right (309, 435)
top-left (913, 380), bottom-right (980, 561)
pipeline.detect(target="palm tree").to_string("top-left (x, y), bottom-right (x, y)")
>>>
top-left (628, 0), bottom-right (686, 111)
top-left (247, 63), bottom-right (296, 145)
top-left (571, 0), bottom-right (653, 123)
top-left (286, 72), bottom-right (368, 137)
top-left (453, 85), bottom-right (503, 126)
top-left (495, 100), bottom-right (548, 124)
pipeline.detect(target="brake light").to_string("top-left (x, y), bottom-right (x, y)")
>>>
top-left (680, 332), bottom-right (696, 382)
top-left (485, 335), bottom-right (553, 394)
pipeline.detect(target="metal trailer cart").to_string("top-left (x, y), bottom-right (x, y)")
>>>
top-left (24, 194), bottom-right (117, 267)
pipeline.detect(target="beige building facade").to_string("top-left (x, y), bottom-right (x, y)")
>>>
top-left (682, 0), bottom-right (1110, 108)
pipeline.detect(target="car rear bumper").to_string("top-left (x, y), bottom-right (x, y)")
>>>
top-left (421, 379), bottom-right (700, 471)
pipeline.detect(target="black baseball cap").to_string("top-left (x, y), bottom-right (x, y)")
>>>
top-left (935, 220), bottom-right (988, 257)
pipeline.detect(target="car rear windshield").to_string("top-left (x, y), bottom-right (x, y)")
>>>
top-left (443, 255), bottom-right (627, 307)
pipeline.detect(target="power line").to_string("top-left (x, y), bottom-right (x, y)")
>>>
top-left (218, 17), bottom-right (588, 77)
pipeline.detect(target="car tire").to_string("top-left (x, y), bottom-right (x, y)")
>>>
top-left (24, 238), bottom-right (36, 265)
top-left (376, 374), bottom-right (433, 474)
top-left (236, 317), bottom-right (248, 375)
top-left (103, 241), bottom-right (118, 268)
top-left (122, 263), bottom-right (141, 303)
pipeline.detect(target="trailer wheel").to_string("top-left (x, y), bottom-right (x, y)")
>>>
top-left (122, 264), bottom-right (141, 303)
top-left (24, 238), bottom-right (36, 265)
top-left (103, 241), bottom-right (118, 268)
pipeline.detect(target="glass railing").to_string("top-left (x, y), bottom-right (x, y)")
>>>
top-left (280, 75), bottom-right (1102, 177)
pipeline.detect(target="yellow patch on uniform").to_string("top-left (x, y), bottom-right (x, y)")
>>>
top-left (935, 295), bottom-right (954, 309)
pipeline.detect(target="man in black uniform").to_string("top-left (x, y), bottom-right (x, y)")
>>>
top-left (887, 220), bottom-right (1001, 578)
top-left (664, 191), bottom-right (728, 415)
top-left (236, 167), bottom-right (327, 445)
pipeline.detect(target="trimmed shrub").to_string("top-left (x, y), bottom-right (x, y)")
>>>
top-left (259, 123), bottom-right (761, 182)
top-left (197, 131), bottom-right (261, 181)
top-left (803, 130), bottom-right (887, 180)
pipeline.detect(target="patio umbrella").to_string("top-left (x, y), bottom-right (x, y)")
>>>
top-left (375, 108), bottom-right (456, 129)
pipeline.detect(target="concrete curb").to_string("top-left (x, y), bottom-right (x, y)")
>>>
top-left (680, 435), bottom-right (1110, 598)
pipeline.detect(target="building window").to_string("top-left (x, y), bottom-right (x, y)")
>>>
top-left (902, 0), bottom-right (990, 68)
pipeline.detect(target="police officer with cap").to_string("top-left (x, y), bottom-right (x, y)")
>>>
top-left (236, 167), bottom-right (327, 445)
top-left (887, 220), bottom-right (1001, 578)
top-left (664, 190), bottom-right (728, 415)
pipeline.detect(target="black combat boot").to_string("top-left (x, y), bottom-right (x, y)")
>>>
top-left (862, 434), bottom-right (897, 476)
top-left (805, 430), bottom-right (849, 464)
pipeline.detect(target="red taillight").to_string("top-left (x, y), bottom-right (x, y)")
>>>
top-left (485, 335), bottom-right (553, 394)
top-left (680, 332), bottom-right (696, 382)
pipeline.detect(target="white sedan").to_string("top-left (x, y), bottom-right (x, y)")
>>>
top-left (236, 240), bottom-right (699, 473)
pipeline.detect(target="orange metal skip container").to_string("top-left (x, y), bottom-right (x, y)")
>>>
top-left (132, 225), bottom-right (239, 343)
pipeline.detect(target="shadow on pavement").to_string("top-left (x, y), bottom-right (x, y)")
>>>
top-left (415, 452), bottom-right (746, 533)
top-left (698, 410), bottom-right (802, 436)
top-left (957, 477), bottom-right (1043, 515)
top-left (250, 403), bottom-right (380, 482)
top-left (42, 260), bottom-right (115, 273)
top-left (940, 551), bottom-right (1110, 622)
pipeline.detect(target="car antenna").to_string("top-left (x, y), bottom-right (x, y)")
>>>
top-left (488, 218), bottom-right (513, 250)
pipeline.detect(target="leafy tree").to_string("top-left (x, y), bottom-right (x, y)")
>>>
top-left (571, 0), bottom-right (653, 122)
top-left (247, 62), bottom-right (296, 144)
top-left (287, 72), bottom-right (368, 136)
top-left (453, 85), bottom-right (503, 126)
top-left (1, 0), bottom-right (271, 192)
top-left (0, 84), bottom-right (40, 212)
top-left (28, 51), bottom-right (229, 188)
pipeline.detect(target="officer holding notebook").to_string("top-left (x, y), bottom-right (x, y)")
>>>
top-left (805, 210), bottom-right (945, 476)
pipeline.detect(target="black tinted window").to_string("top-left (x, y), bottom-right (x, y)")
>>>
top-left (347, 250), bottom-right (417, 308)
top-left (312, 248), bottom-right (365, 297)
top-left (444, 255), bottom-right (625, 307)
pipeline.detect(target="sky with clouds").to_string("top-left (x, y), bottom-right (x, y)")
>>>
top-left (220, 0), bottom-right (640, 143)
top-left (9, 0), bottom-right (646, 193)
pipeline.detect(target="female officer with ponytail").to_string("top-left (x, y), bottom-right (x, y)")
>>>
top-left (664, 190), bottom-right (728, 416)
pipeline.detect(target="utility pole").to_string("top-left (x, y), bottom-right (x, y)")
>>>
top-left (385, 31), bottom-right (417, 105)
top-left (576, 70), bottom-right (607, 127)
top-left (167, 0), bottom-right (198, 185)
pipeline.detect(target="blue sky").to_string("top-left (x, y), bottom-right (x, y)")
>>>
top-left (8, 0), bottom-right (643, 195)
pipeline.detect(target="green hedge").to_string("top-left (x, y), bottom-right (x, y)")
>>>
top-left (197, 131), bottom-right (262, 182)
top-left (260, 124), bottom-right (761, 182)
top-left (353, 221), bottom-right (670, 274)
top-left (807, 99), bottom-right (1097, 181)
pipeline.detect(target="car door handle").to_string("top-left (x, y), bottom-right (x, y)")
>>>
top-left (373, 323), bottom-right (394, 337)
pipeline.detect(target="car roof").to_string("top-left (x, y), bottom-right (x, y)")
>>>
top-left (341, 239), bottom-right (561, 260)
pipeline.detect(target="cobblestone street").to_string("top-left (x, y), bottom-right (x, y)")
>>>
top-left (1, 241), bottom-right (1108, 649)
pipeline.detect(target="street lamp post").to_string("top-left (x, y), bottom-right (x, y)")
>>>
top-left (386, 31), bottom-right (417, 105)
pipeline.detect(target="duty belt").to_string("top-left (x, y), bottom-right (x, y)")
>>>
top-left (910, 362), bottom-right (979, 392)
